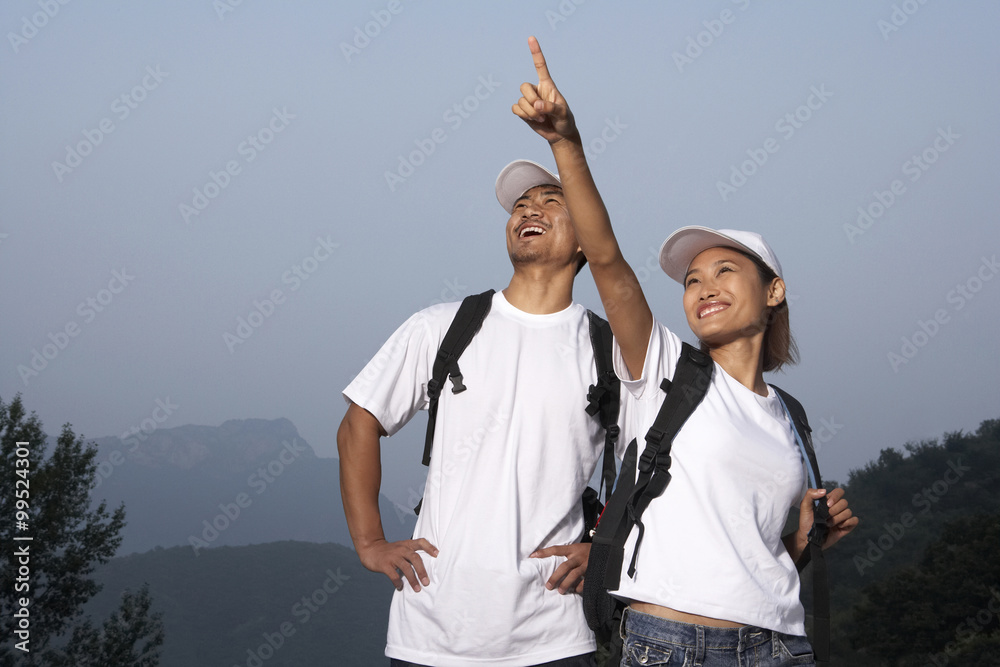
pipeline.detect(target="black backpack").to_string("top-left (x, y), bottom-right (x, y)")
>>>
top-left (416, 289), bottom-right (621, 537)
top-left (582, 342), bottom-right (831, 666)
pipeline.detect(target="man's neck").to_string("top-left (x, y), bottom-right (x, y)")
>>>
top-left (502, 265), bottom-right (576, 314)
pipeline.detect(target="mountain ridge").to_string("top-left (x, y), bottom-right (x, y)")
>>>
top-left (85, 417), bottom-right (415, 555)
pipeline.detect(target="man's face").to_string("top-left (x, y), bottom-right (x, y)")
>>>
top-left (505, 184), bottom-right (583, 270)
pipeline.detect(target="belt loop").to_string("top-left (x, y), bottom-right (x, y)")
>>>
top-left (694, 625), bottom-right (705, 666)
top-left (619, 606), bottom-right (630, 642)
top-left (771, 630), bottom-right (781, 659)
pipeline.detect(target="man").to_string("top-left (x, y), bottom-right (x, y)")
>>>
top-left (338, 160), bottom-right (617, 666)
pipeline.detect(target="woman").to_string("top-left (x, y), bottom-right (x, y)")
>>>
top-left (513, 37), bottom-right (859, 666)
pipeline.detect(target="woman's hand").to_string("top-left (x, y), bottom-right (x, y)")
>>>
top-left (512, 36), bottom-right (579, 145)
top-left (788, 487), bottom-right (860, 560)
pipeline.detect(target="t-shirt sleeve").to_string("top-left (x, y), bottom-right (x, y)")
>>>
top-left (342, 308), bottom-right (443, 437)
top-left (611, 319), bottom-right (685, 460)
top-left (611, 318), bottom-right (683, 400)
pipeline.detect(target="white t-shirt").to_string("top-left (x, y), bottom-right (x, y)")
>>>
top-left (343, 291), bottom-right (617, 666)
top-left (611, 318), bottom-right (809, 635)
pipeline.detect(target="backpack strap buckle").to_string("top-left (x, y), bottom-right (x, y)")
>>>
top-left (808, 523), bottom-right (829, 548)
top-left (808, 499), bottom-right (831, 547)
top-left (586, 384), bottom-right (604, 416)
top-left (637, 443), bottom-right (658, 474)
top-left (586, 373), bottom-right (616, 416)
top-left (427, 377), bottom-right (443, 401)
top-left (644, 426), bottom-right (665, 447)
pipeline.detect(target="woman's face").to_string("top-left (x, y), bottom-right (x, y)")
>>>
top-left (681, 246), bottom-right (783, 347)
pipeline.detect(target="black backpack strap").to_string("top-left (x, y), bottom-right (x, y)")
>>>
top-left (772, 385), bottom-right (830, 667)
top-left (586, 311), bottom-right (620, 503)
top-left (619, 343), bottom-right (712, 578)
top-left (585, 341), bottom-right (712, 624)
top-left (583, 429), bottom-right (639, 638)
top-left (421, 289), bottom-right (495, 467)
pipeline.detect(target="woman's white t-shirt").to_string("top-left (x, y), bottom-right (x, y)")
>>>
top-left (612, 319), bottom-right (809, 635)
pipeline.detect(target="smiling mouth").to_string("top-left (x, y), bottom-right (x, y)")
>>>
top-left (698, 302), bottom-right (729, 319)
top-left (518, 226), bottom-right (546, 238)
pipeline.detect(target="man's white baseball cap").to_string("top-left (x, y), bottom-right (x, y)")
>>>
top-left (658, 226), bottom-right (783, 284)
top-left (495, 160), bottom-right (561, 214)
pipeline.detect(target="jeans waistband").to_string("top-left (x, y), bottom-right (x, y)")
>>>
top-left (622, 607), bottom-right (772, 651)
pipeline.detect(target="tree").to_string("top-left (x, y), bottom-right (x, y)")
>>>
top-left (850, 513), bottom-right (1000, 666)
top-left (0, 394), bottom-right (163, 666)
top-left (51, 586), bottom-right (164, 667)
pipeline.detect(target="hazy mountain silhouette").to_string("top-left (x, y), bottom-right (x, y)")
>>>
top-left (85, 541), bottom-right (393, 666)
top-left (87, 418), bottom-right (416, 555)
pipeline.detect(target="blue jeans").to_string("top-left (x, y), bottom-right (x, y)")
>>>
top-left (619, 608), bottom-right (814, 666)
top-left (391, 653), bottom-right (596, 667)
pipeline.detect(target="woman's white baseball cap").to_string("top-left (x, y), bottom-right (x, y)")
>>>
top-left (659, 226), bottom-right (783, 284)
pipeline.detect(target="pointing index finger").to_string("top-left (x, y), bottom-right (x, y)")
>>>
top-left (528, 35), bottom-right (553, 83)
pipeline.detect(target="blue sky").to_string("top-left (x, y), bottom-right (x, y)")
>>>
top-left (2, 1), bottom-right (998, 509)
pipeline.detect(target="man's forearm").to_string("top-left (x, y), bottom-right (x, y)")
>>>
top-left (338, 403), bottom-right (388, 552)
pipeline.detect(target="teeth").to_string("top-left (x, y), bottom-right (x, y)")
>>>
top-left (700, 303), bottom-right (727, 318)
top-left (519, 226), bottom-right (546, 238)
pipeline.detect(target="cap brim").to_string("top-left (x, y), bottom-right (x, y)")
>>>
top-left (495, 160), bottom-right (561, 214)
top-left (658, 226), bottom-right (761, 284)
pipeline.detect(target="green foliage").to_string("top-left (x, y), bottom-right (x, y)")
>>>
top-left (823, 418), bottom-right (1000, 665)
top-left (850, 514), bottom-right (1000, 666)
top-left (0, 395), bottom-right (162, 667)
top-left (50, 586), bottom-right (164, 667)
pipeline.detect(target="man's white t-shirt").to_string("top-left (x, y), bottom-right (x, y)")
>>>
top-left (612, 318), bottom-right (809, 635)
top-left (343, 291), bottom-right (615, 666)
